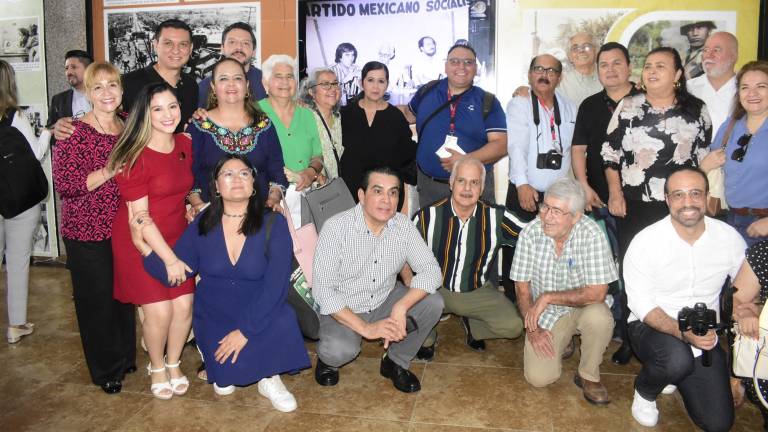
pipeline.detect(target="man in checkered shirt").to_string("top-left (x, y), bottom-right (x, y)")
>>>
top-left (511, 178), bottom-right (618, 404)
top-left (312, 167), bottom-right (443, 393)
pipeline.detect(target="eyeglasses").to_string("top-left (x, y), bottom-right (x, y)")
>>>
top-left (570, 43), bottom-right (595, 53)
top-left (539, 202), bottom-right (570, 218)
top-left (731, 134), bottom-right (752, 162)
top-left (312, 81), bottom-right (339, 90)
top-left (218, 169), bottom-right (254, 181)
top-left (530, 66), bottom-right (562, 76)
top-left (446, 58), bottom-right (477, 67)
top-left (666, 189), bottom-right (705, 202)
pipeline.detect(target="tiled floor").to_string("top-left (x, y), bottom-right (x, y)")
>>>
top-left (0, 266), bottom-right (764, 431)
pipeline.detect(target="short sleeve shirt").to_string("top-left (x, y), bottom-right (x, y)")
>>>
top-left (510, 216), bottom-right (618, 330)
top-left (408, 79), bottom-right (506, 179)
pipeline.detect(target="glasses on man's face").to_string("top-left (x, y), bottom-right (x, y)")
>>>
top-left (731, 134), bottom-right (753, 162)
top-left (313, 81), bottom-right (339, 90)
top-left (530, 65), bottom-right (562, 76)
top-left (218, 169), bottom-right (254, 182)
top-left (666, 189), bottom-right (706, 203)
top-left (570, 43), bottom-right (595, 53)
top-left (539, 202), bottom-right (569, 218)
top-left (446, 58), bottom-right (476, 67)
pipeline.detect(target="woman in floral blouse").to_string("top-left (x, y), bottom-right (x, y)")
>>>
top-left (600, 46), bottom-right (711, 362)
top-left (188, 58), bottom-right (288, 216)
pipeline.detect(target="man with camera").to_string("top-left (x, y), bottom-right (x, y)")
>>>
top-left (511, 178), bottom-right (617, 404)
top-left (505, 54), bottom-right (576, 222)
top-left (624, 167), bottom-right (745, 430)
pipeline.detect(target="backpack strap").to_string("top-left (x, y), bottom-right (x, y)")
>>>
top-left (482, 91), bottom-right (494, 119)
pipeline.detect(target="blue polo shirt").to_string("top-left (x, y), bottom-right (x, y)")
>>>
top-left (198, 65), bottom-right (267, 108)
top-left (408, 79), bottom-right (506, 179)
top-left (711, 116), bottom-right (768, 209)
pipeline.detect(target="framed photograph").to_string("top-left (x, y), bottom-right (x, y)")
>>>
top-left (0, 16), bottom-right (41, 71)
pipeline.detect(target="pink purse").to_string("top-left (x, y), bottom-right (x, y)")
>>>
top-left (280, 200), bottom-right (318, 286)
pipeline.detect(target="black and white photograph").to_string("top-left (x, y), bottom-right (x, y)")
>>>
top-left (104, 0), bottom-right (179, 6)
top-left (103, 2), bottom-right (260, 80)
top-left (619, 11), bottom-right (737, 80)
top-left (0, 16), bottom-right (41, 71)
top-left (303, 0), bottom-right (494, 105)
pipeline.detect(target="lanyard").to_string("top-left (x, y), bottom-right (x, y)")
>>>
top-left (448, 88), bottom-right (462, 135)
top-left (541, 102), bottom-right (557, 141)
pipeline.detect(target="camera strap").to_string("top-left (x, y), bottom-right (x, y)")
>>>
top-left (531, 93), bottom-right (563, 155)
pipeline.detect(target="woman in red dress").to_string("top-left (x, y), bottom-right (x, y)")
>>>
top-left (108, 82), bottom-right (194, 400)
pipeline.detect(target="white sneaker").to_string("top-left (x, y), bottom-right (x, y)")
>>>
top-left (213, 383), bottom-right (235, 396)
top-left (661, 384), bottom-right (677, 395)
top-left (258, 375), bottom-right (297, 412)
top-left (631, 390), bottom-right (659, 427)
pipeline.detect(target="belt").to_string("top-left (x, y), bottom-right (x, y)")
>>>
top-left (418, 166), bottom-right (449, 184)
top-left (730, 207), bottom-right (768, 217)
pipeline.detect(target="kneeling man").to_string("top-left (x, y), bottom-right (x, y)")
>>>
top-left (511, 178), bottom-right (617, 404)
top-left (312, 167), bottom-right (443, 393)
top-left (625, 167), bottom-right (745, 430)
top-left (409, 157), bottom-right (525, 360)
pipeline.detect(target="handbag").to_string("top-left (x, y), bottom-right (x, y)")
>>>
top-left (264, 212), bottom-right (320, 340)
top-left (0, 113), bottom-right (49, 218)
top-left (300, 177), bottom-right (355, 232)
top-left (706, 118), bottom-right (736, 216)
top-left (280, 198), bottom-right (318, 286)
top-left (732, 301), bottom-right (768, 407)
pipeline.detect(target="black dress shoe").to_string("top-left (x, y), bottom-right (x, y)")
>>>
top-left (416, 344), bottom-right (435, 362)
top-left (380, 355), bottom-right (420, 393)
top-left (100, 380), bottom-right (122, 394)
top-left (460, 317), bottom-right (486, 352)
top-left (124, 365), bottom-right (137, 374)
top-left (611, 342), bottom-right (633, 365)
top-left (315, 358), bottom-right (339, 386)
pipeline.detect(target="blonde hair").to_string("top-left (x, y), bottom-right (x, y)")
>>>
top-left (0, 60), bottom-right (19, 117)
top-left (84, 62), bottom-right (122, 93)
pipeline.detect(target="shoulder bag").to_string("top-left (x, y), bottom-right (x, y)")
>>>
top-left (732, 301), bottom-right (768, 408)
top-left (706, 118), bottom-right (736, 216)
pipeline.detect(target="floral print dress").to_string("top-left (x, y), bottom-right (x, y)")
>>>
top-left (601, 93), bottom-right (712, 202)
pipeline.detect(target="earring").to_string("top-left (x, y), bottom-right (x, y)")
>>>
top-left (215, 190), bottom-right (221, 197)
top-left (209, 92), bottom-right (218, 106)
top-left (639, 82), bottom-right (646, 91)
top-left (251, 189), bottom-right (256, 197)
top-left (245, 90), bottom-right (252, 100)
top-left (674, 81), bottom-right (681, 89)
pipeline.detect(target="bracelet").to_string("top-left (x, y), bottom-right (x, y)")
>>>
top-left (308, 165), bottom-right (319, 175)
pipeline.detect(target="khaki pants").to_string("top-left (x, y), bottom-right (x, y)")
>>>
top-left (523, 303), bottom-right (613, 386)
top-left (423, 281), bottom-right (523, 347)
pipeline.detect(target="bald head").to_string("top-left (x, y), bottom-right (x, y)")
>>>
top-left (703, 32), bottom-right (738, 79)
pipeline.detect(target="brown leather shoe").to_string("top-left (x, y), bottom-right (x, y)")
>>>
top-left (574, 374), bottom-right (610, 405)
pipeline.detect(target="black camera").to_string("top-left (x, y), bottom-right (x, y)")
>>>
top-left (536, 150), bottom-right (562, 170)
top-left (678, 302), bottom-right (718, 366)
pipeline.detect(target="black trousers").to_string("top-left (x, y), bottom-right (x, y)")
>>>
top-left (500, 182), bottom-right (541, 301)
top-left (65, 238), bottom-right (136, 386)
top-left (629, 321), bottom-right (734, 432)
top-left (614, 200), bottom-right (668, 343)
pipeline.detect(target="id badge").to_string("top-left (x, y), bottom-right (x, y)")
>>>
top-left (443, 135), bottom-right (458, 148)
top-left (435, 135), bottom-right (465, 158)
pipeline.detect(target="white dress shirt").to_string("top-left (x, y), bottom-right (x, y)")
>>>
top-left (506, 92), bottom-right (576, 192)
top-left (624, 215), bottom-right (744, 323)
top-left (687, 74), bottom-right (736, 139)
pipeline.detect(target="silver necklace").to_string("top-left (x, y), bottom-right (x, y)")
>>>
top-left (223, 212), bottom-right (245, 218)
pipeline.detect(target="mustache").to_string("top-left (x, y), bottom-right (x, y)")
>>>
top-left (537, 78), bottom-right (551, 85)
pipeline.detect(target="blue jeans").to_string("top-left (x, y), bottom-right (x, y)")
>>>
top-left (726, 212), bottom-right (768, 247)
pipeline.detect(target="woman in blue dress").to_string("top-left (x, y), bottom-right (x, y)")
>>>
top-left (132, 155), bottom-right (310, 411)
top-left (188, 58), bottom-right (287, 218)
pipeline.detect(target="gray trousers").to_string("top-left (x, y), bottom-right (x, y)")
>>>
top-left (317, 282), bottom-right (444, 370)
top-left (0, 205), bottom-right (41, 326)
top-left (417, 168), bottom-right (495, 209)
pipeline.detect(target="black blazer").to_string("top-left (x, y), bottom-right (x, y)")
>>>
top-left (47, 89), bottom-right (73, 128)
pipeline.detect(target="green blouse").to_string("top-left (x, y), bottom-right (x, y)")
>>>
top-left (258, 99), bottom-right (322, 172)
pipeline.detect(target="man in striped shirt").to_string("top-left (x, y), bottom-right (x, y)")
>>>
top-left (407, 157), bottom-right (526, 361)
top-left (511, 178), bottom-right (617, 405)
top-left (312, 167), bottom-right (443, 393)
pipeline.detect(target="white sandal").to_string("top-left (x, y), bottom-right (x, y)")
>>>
top-left (165, 358), bottom-right (189, 396)
top-left (147, 363), bottom-right (173, 400)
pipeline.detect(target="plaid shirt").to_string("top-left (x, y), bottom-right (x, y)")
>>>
top-left (414, 198), bottom-right (527, 292)
top-left (510, 216), bottom-right (618, 330)
top-left (312, 204), bottom-right (442, 315)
